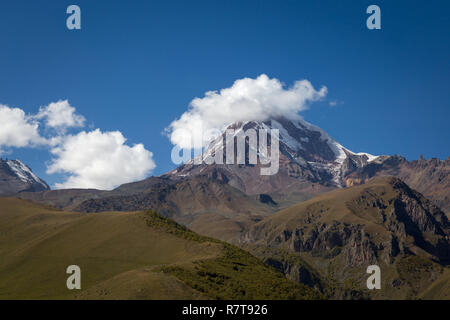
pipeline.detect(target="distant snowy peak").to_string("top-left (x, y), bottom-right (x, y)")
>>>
top-left (6, 159), bottom-right (49, 189)
top-left (181, 117), bottom-right (379, 188)
top-left (202, 117), bottom-right (378, 164)
top-left (0, 158), bottom-right (50, 195)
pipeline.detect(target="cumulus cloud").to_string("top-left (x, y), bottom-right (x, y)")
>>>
top-left (166, 74), bottom-right (327, 149)
top-left (47, 129), bottom-right (156, 190)
top-left (1, 100), bottom-right (156, 189)
top-left (36, 100), bottom-right (85, 130)
top-left (0, 104), bottom-right (46, 152)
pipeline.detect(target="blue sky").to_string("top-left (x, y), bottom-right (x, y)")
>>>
top-left (0, 0), bottom-right (449, 188)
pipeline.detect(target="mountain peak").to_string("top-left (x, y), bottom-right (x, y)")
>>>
top-left (168, 117), bottom-right (379, 192)
top-left (0, 158), bottom-right (50, 195)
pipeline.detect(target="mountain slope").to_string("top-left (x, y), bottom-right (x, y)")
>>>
top-left (72, 176), bottom-right (275, 241)
top-left (0, 159), bottom-right (49, 196)
top-left (0, 197), bottom-right (319, 300)
top-left (18, 176), bottom-right (277, 241)
top-left (243, 177), bottom-right (450, 299)
top-left (16, 172), bottom-right (324, 243)
top-left (16, 177), bottom-right (173, 211)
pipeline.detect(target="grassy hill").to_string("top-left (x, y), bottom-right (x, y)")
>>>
top-left (0, 197), bottom-right (319, 300)
top-left (18, 176), bottom-right (276, 242)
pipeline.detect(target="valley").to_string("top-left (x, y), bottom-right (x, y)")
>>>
top-left (1, 117), bottom-right (449, 300)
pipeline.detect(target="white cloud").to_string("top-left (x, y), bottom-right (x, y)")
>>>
top-left (166, 74), bottom-right (327, 148)
top-left (47, 129), bottom-right (156, 190)
top-left (329, 100), bottom-right (343, 107)
top-left (1, 100), bottom-right (157, 190)
top-left (36, 100), bottom-right (85, 130)
top-left (0, 104), bottom-right (46, 152)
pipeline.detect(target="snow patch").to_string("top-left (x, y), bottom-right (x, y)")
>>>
top-left (6, 160), bottom-right (48, 188)
top-left (271, 119), bottom-right (303, 152)
top-left (353, 152), bottom-right (379, 162)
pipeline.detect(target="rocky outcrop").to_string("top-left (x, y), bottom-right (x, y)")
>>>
top-left (248, 177), bottom-right (449, 265)
top-left (344, 156), bottom-right (450, 215)
top-left (244, 177), bottom-right (450, 298)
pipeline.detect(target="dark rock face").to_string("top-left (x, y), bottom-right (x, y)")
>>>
top-left (274, 118), bottom-right (337, 163)
top-left (252, 179), bottom-right (449, 266)
top-left (266, 257), bottom-right (322, 290)
top-left (249, 249), bottom-right (325, 293)
top-left (344, 156), bottom-right (450, 215)
top-left (259, 194), bottom-right (277, 206)
top-left (0, 159), bottom-right (50, 196)
top-left (270, 222), bottom-right (382, 267)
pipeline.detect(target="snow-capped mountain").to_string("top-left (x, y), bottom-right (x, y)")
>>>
top-left (0, 159), bottom-right (50, 195)
top-left (166, 118), bottom-right (379, 195)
